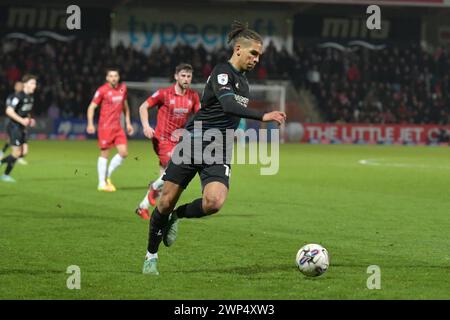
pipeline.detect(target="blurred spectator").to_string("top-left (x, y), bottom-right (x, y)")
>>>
top-left (295, 44), bottom-right (450, 124)
top-left (6, 63), bottom-right (21, 83)
top-left (347, 63), bottom-right (360, 82)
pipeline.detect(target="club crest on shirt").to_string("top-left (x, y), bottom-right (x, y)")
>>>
top-left (217, 73), bottom-right (228, 85)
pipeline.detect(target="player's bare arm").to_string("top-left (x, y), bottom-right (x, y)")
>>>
top-left (139, 100), bottom-right (155, 139)
top-left (86, 102), bottom-right (98, 134)
top-left (123, 100), bottom-right (134, 136)
top-left (262, 111), bottom-right (286, 125)
top-left (5, 106), bottom-right (31, 127)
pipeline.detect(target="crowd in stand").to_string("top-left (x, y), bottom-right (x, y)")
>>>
top-left (294, 43), bottom-right (450, 125)
top-left (1, 37), bottom-right (449, 124)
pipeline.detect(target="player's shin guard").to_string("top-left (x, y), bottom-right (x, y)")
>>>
top-left (175, 198), bottom-right (207, 218)
top-left (147, 207), bottom-right (169, 254)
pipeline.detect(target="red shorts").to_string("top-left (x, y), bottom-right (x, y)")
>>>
top-left (98, 127), bottom-right (127, 150)
top-left (152, 138), bottom-right (177, 168)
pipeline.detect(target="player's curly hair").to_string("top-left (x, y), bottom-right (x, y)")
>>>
top-left (22, 74), bottom-right (37, 83)
top-left (227, 21), bottom-right (263, 45)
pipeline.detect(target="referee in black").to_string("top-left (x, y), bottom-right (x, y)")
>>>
top-left (143, 22), bottom-right (286, 275)
top-left (0, 75), bottom-right (37, 182)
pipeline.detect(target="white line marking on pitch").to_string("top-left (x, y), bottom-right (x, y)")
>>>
top-left (358, 159), bottom-right (450, 169)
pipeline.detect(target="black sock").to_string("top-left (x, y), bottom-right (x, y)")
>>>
top-left (2, 143), bottom-right (9, 153)
top-left (175, 198), bottom-right (207, 219)
top-left (1, 155), bottom-right (17, 175)
top-left (147, 207), bottom-right (170, 254)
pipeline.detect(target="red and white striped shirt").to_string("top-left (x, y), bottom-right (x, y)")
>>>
top-left (146, 84), bottom-right (200, 141)
top-left (91, 83), bottom-right (127, 129)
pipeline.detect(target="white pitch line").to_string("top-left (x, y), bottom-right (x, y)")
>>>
top-left (358, 159), bottom-right (450, 170)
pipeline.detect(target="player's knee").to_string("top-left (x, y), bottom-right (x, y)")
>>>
top-left (119, 151), bottom-right (128, 158)
top-left (158, 195), bottom-right (176, 215)
top-left (11, 149), bottom-right (21, 158)
top-left (202, 195), bottom-right (225, 215)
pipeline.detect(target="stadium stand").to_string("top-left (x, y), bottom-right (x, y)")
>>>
top-left (1, 38), bottom-right (449, 124)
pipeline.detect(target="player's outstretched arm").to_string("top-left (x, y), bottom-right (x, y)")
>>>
top-left (5, 106), bottom-right (30, 127)
top-left (219, 94), bottom-right (265, 120)
top-left (262, 111), bottom-right (287, 126)
top-left (139, 101), bottom-right (155, 139)
top-left (123, 100), bottom-right (134, 136)
top-left (86, 102), bottom-right (98, 134)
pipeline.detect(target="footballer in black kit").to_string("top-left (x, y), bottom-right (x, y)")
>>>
top-left (1, 81), bottom-right (23, 158)
top-left (6, 91), bottom-right (34, 146)
top-left (163, 61), bottom-right (265, 190)
top-left (0, 75), bottom-right (37, 182)
top-left (142, 21), bottom-right (286, 275)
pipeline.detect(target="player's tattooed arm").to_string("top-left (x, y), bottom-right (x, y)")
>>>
top-left (86, 102), bottom-right (98, 134)
top-left (5, 106), bottom-right (31, 127)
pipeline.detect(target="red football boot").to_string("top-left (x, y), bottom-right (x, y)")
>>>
top-left (135, 207), bottom-right (150, 220)
top-left (148, 185), bottom-right (160, 207)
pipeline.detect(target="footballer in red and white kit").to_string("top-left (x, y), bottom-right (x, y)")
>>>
top-left (136, 63), bottom-right (200, 219)
top-left (86, 68), bottom-right (134, 192)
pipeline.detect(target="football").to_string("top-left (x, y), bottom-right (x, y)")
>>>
top-left (296, 244), bottom-right (329, 277)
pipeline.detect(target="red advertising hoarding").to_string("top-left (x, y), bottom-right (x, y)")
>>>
top-left (302, 123), bottom-right (450, 144)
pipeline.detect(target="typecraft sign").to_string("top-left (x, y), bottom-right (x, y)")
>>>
top-left (110, 8), bottom-right (292, 52)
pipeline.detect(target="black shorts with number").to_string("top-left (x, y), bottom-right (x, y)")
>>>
top-left (7, 123), bottom-right (27, 146)
top-left (163, 161), bottom-right (231, 190)
top-left (162, 133), bottom-right (232, 190)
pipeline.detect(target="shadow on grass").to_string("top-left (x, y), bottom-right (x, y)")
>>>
top-left (176, 263), bottom-right (450, 276)
top-left (0, 194), bottom-right (18, 197)
top-left (26, 177), bottom-right (78, 182)
top-left (1, 211), bottom-right (132, 222)
top-left (0, 269), bottom-right (63, 276)
top-left (212, 214), bottom-right (258, 218)
top-left (173, 263), bottom-right (294, 275)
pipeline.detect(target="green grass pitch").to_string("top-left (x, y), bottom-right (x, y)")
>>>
top-left (0, 140), bottom-right (449, 299)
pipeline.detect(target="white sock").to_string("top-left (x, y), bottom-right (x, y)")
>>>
top-left (107, 154), bottom-right (124, 178)
top-left (139, 190), bottom-right (150, 209)
top-left (152, 174), bottom-right (164, 191)
top-left (146, 252), bottom-right (158, 260)
top-left (97, 157), bottom-right (108, 187)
